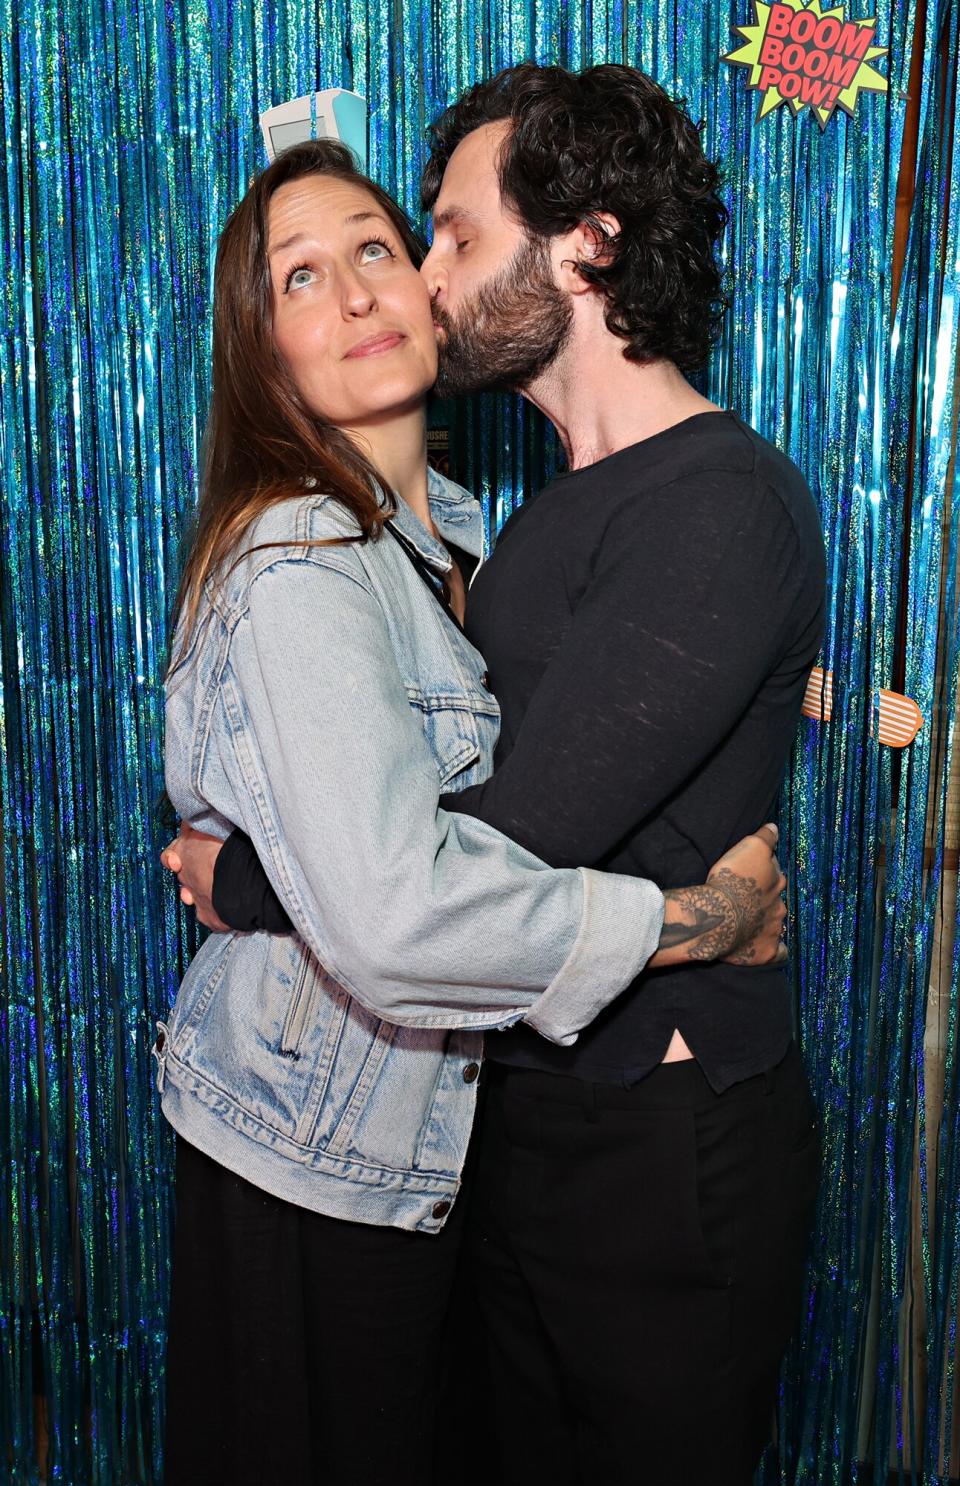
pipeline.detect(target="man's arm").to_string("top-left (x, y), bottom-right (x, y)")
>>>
top-left (441, 472), bottom-right (810, 869)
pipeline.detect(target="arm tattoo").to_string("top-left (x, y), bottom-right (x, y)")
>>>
top-left (657, 900), bottom-right (727, 949)
top-left (661, 869), bottom-right (764, 963)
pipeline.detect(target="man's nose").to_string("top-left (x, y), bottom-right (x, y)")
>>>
top-left (420, 245), bottom-right (446, 302)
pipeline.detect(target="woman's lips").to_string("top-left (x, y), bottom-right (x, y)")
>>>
top-left (344, 331), bottom-right (406, 359)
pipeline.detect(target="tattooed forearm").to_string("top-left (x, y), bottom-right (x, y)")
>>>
top-left (657, 902), bottom-right (726, 949)
top-left (659, 870), bottom-right (764, 963)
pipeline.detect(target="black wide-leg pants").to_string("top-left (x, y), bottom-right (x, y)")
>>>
top-left (468, 1042), bottom-right (821, 1486)
top-left (163, 1137), bottom-right (467, 1486)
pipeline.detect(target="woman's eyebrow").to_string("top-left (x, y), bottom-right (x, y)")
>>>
top-left (268, 232), bottom-right (311, 258)
top-left (269, 213), bottom-right (391, 258)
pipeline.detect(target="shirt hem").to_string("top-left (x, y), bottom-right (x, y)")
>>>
top-left (486, 1028), bottom-right (794, 1095)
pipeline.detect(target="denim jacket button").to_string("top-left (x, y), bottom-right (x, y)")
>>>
top-left (462, 1062), bottom-right (480, 1084)
top-left (432, 1201), bottom-right (451, 1220)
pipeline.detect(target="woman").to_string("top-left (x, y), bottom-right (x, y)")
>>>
top-left (159, 138), bottom-right (785, 1485)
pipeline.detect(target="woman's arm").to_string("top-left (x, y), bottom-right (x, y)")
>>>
top-left (180, 474), bottom-right (802, 970)
top-left (165, 822), bottom-right (786, 967)
top-left (189, 553), bottom-right (668, 1044)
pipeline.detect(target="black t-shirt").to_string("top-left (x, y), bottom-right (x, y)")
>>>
top-left (212, 411), bottom-right (826, 1092)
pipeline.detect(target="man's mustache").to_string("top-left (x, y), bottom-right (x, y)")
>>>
top-left (431, 303), bottom-right (455, 337)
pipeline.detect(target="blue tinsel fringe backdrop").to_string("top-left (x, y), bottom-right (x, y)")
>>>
top-left (1, 0), bottom-right (959, 1480)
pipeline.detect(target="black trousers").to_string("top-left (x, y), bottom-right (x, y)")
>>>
top-left (163, 1138), bottom-right (467, 1486)
top-left (468, 1043), bottom-right (820, 1486)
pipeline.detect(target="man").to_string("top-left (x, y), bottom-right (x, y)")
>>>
top-left (168, 63), bottom-right (824, 1484)
top-left (417, 64), bottom-right (825, 1485)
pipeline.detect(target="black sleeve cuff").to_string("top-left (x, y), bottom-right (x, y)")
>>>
top-left (439, 787), bottom-right (483, 818)
top-left (212, 830), bottom-right (295, 935)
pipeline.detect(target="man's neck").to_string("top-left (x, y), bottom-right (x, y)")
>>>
top-left (343, 404), bottom-right (433, 532)
top-left (521, 331), bottom-right (721, 472)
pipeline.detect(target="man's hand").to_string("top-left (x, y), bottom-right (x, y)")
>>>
top-left (160, 823), bottom-right (231, 933)
top-left (649, 824), bottom-right (787, 969)
top-left (708, 825), bottom-right (788, 964)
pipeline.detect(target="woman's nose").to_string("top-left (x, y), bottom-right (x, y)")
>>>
top-left (341, 268), bottom-right (377, 316)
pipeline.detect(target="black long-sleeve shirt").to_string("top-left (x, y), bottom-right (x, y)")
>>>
top-left (212, 412), bottom-right (826, 1092)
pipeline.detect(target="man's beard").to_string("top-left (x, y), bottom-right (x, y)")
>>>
top-left (433, 235), bottom-right (573, 397)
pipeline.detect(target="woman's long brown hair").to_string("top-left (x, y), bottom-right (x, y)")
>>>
top-left (170, 139), bottom-right (426, 662)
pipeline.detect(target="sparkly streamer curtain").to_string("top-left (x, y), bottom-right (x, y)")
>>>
top-left (1, 0), bottom-right (958, 1478)
top-left (773, 0), bottom-right (960, 1475)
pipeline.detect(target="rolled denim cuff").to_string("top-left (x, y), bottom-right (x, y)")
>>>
top-left (522, 869), bottom-right (665, 1045)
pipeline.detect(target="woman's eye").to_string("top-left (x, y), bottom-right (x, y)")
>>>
top-left (284, 265), bottom-right (317, 292)
top-left (360, 240), bottom-right (394, 263)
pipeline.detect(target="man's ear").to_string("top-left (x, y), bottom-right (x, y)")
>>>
top-left (554, 212), bottom-right (622, 292)
top-left (582, 211), bottom-right (621, 263)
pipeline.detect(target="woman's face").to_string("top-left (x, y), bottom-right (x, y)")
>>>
top-left (267, 175), bottom-right (438, 427)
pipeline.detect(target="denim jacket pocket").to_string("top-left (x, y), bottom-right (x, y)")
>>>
top-left (279, 952), bottom-right (322, 1059)
top-left (167, 932), bottom-right (236, 1060)
top-left (410, 691), bottom-right (483, 788)
top-left (323, 1012), bottom-right (398, 1157)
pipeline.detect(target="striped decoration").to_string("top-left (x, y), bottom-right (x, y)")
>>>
top-left (801, 665), bottom-right (925, 746)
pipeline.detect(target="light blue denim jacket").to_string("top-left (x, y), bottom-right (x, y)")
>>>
top-left (157, 470), bottom-right (664, 1232)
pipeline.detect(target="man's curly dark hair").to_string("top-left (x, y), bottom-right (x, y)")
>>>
top-left (421, 63), bottom-right (730, 372)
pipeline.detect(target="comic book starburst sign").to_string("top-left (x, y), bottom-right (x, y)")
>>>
top-left (724, 0), bottom-right (888, 127)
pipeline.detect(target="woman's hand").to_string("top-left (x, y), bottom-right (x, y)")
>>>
top-left (160, 823), bottom-right (231, 933)
top-left (649, 823), bottom-right (787, 969)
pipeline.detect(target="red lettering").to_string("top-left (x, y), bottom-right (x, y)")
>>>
top-left (814, 16), bottom-right (841, 46)
top-left (779, 71), bottom-right (802, 97)
top-left (766, 3), bottom-right (795, 38)
top-left (791, 9), bottom-right (817, 41)
top-left (823, 51), bottom-right (860, 85)
top-left (804, 47), bottom-right (829, 77)
top-left (760, 34), bottom-right (784, 64)
top-left (781, 41), bottom-right (807, 69)
top-left (799, 75), bottom-right (834, 105)
top-left (835, 20), bottom-right (875, 57)
top-left (758, 64), bottom-right (784, 91)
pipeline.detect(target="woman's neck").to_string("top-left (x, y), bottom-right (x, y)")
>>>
top-left (344, 403), bottom-right (433, 533)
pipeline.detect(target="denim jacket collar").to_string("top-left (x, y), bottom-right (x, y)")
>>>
top-left (385, 469), bottom-right (485, 573)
